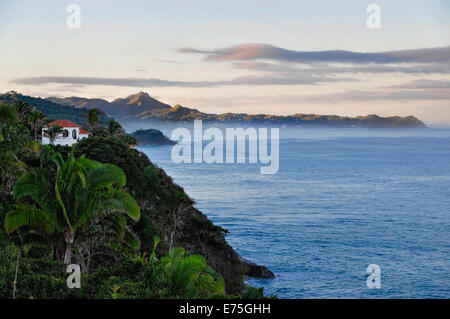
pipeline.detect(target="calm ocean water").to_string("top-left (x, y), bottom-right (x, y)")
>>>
top-left (138, 128), bottom-right (450, 298)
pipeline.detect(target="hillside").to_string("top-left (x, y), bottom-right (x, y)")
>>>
top-left (46, 92), bottom-right (427, 128)
top-left (138, 107), bottom-right (426, 128)
top-left (0, 91), bottom-right (109, 125)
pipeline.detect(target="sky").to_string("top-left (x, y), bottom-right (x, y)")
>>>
top-left (0, 0), bottom-right (449, 124)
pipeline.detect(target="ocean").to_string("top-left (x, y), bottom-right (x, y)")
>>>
top-left (138, 128), bottom-right (450, 298)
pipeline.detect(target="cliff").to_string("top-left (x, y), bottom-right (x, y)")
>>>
top-left (73, 137), bottom-right (271, 293)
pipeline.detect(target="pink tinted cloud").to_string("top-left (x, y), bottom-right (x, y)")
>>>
top-left (207, 44), bottom-right (277, 61)
top-left (180, 43), bottom-right (450, 64)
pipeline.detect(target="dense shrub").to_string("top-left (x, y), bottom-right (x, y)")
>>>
top-left (0, 243), bottom-right (227, 299)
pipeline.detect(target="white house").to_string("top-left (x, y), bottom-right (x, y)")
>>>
top-left (42, 120), bottom-right (90, 146)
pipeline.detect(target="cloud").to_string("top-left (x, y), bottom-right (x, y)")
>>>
top-left (234, 60), bottom-right (450, 75)
top-left (159, 59), bottom-right (185, 64)
top-left (180, 43), bottom-right (450, 64)
top-left (50, 84), bottom-right (85, 93)
top-left (10, 45), bottom-right (450, 93)
top-left (10, 72), bottom-right (354, 88)
top-left (386, 79), bottom-right (450, 89)
top-left (11, 76), bottom-right (214, 87)
top-left (311, 89), bottom-right (450, 103)
top-left (312, 63), bottom-right (450, 75)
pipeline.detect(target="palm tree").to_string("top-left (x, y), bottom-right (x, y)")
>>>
top-left (0, 103), bottom-right (18, 141)
top-left (44, 124), bottom-right (63, 145)
top-left (83, 108), bottom-right (102, 132)
top-left (13, 100), bottom-right (31, 123)
top-left (0, 151), bottom-right (26, 197)
top-left (5, 152), bottom-right (140, 264)
top-left (106, 120), bottom-right (125, 138)
top-left (159, 247), bottom-right (225, 298)
top-left (0, 103), bottom-right (18, 124)
top-left (28, 110), bottom-right (47, 140)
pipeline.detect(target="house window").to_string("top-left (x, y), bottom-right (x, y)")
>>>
top-left (72, 129), bottom-right (77, 139)
top-left (62, 129), bottom-right (69, 137)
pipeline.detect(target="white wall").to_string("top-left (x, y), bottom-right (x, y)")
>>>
top-left (42, 127), bottom-right (89, 146)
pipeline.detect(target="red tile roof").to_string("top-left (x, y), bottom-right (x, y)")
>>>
top-left (47, 120), bottom-right (90, 135)
top-left (49, 120), bottom-right (80, 128)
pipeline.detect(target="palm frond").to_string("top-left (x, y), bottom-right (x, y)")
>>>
top-left (86, 164), bottom-right (127, 189)
top-left (109, 190), bottom-right (140, 221)
top-left (123, 226), bottom-right (141, 250)
top-left (13, 170), bottom-right (56, 212)
top-left (5, 204), bottom-right (56, 234)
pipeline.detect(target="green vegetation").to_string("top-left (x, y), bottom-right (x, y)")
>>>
top-left (0, 239), bottom-right (227, 299)
top-left (0, 91), bottom-right (109, 126)
top-left (0, 98), bottom-right (267, 299)
top-left (5, 149), bottom-right (141, 264)
top-left (106, 119), bottom-right (126, 138)
top-left (83, 108), bottom-right (102, 132)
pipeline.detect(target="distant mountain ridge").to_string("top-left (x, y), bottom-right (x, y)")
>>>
top-left (47, 92), bottom-right (171, 119)
top-left (45, 91), bottom-right (426, 128)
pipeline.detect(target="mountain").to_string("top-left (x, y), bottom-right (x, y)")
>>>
top-left (48, 92), bottom-right (171, 119)
top-left (47, 91), bottom-right (426, 128)
top-left (45, 96), bottom-right (111, 111)
top-left (0, 91), bottom-right (109, 125)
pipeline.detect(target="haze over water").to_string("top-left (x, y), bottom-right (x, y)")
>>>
top-left (139, 128), bottom-right (450, 298)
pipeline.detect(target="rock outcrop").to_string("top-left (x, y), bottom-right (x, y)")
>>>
top-left (242, 259), bottom-right (275, 279)
top-left (130, 129), bottom-right (175, 145)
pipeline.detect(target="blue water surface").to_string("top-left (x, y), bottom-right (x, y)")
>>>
top-left (138, 128), bottom-right (450, 298)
